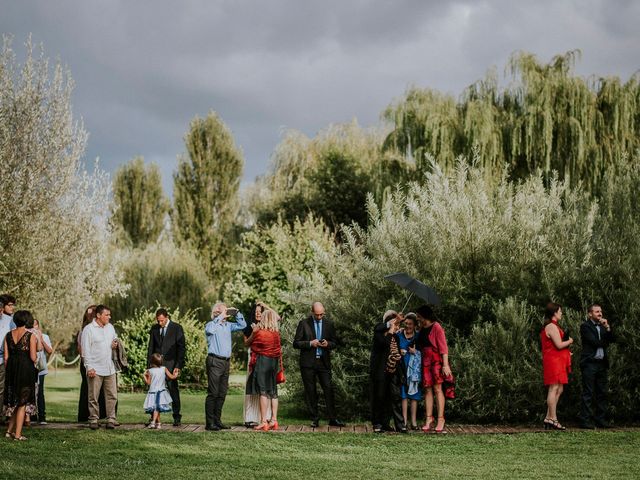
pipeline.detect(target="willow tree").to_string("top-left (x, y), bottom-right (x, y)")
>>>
top-left (383, 50), bottom-right (640, 193)
top-left (111, 156), bottom-right (169, 247)
top-left (172, 111), bottom-right (243, 287)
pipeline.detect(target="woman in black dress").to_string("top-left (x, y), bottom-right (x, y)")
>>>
top-left (3, 310), bottom-right (38, 441)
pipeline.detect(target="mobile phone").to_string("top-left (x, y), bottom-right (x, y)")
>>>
top-left (226, 307), bottom-right (239, 317)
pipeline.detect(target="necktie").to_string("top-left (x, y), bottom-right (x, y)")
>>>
top-left (161, 327), bottom-right (166, 339)
top-left (315, 321), bottom-right (322, 357)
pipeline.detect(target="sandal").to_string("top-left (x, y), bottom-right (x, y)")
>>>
top-left (14, 435), bottom-right (27, 441)
top-left (422, 416), bottom-right (435, 432)
top-left (253, 422), bottom-right (270, 431)
top-left (5, 432), bottom-right (15, 439)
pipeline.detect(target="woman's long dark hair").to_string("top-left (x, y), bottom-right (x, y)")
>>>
top-left (81, 305), bottom-right (97, 329)
top-left (544, 302), bottom-right (562, 326)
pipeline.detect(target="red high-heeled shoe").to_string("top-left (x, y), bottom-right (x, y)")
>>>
top-left (435, 416), bottom-right (446, 434)
top-left (254, 422), bottom-right (270, 431)
top-left (269, 420), bottom-right (279, 431)
top-left (422, 416), bottom-right (435, 432)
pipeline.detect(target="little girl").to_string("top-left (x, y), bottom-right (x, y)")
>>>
top-left (143, 353), bottom-right (179, 429)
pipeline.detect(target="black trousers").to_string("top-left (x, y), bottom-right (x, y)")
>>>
top-left (370, 370), bottom-right (405, 430)
top-left (164, 361), bottom-right (181, 422)
top-left (581, 361), bottom-right (609, 425)
top-left (205, 355), bottom-right (230, 427)
top-left (300, 358), bottom-right (337, 421)
top-left (37, 374), bottom-right (46, 422)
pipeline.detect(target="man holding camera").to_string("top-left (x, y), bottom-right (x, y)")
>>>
top-left (204, 302), bottom-right (246, 431)
top-left (580, 304), bottom-right (615, 429)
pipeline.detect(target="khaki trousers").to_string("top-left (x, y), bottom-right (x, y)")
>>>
top-left (87, 373), bottom-right (117, 423)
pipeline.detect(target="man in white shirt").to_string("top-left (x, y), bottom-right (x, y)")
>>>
top-left (81, 304), bottom-right (118, 430)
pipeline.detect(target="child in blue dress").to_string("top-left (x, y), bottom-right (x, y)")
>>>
top-left (143, 353), bottom-right (179, 429)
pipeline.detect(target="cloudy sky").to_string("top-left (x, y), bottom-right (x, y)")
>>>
top-left (2, 0), bottom-right (639, 194)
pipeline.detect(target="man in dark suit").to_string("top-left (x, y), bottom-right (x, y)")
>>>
top-left (293, 302), bottom-right (345, 428)
top-left (147, 308), bottom-right (186, 426)
top-left (580, 303), bottom-right (615, 429)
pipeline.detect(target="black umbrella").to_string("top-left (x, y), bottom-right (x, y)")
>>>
top-left (384, 272), bottom-right (441, 311)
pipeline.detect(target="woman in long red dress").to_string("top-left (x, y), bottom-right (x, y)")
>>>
top-left (541, 302), bottom-right (573, 430)
top-left (245, 309), bottom-right (282, 431)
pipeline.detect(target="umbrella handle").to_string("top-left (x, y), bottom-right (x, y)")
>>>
top-left (401, 292), bottom-right (414, 314)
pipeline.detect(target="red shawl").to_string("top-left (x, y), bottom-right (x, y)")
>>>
top-left (248, 330), bottom-right (282, 372)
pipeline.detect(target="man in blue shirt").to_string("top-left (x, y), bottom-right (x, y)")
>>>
top-left (204, 302), bottom-right (246, 431)
top-left (0, 294), bottom-right (17, 419)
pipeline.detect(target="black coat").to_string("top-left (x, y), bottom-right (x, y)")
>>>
top-left (293, 315), bottom-right (337, 369)
top-left (579, 320), bottom-right (615, 368)
top-left (147, 321), bottom-right (186, 370)
top-left (369, 322), bottom-right (405, 384)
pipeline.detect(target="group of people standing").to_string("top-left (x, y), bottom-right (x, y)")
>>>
top-left (0, 294), bottom-right (52, 441)
top-left (1, 292), bottom-right (619, 440)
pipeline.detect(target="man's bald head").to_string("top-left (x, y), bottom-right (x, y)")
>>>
top-left (311, 302), bottom-right (325, 319)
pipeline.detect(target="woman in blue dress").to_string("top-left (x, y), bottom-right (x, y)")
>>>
top-left (397, 313), bottom-right (423, 430)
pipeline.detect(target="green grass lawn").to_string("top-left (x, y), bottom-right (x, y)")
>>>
top-left (42, 367), bottom-right (307, 425)
top-left (3, 429), bottom-right (640, 479)
top-left (3, 368), bottom-right (639, 479)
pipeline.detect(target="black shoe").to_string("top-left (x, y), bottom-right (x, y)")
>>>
top-left (205, 424), bottom-right (221, 431)
top-left (216, 422), bottom-right (230, 430)
top-left (579, 423), bottom-right (596, 430)
top-left (310, 420), bottom-right (319, 428)
top-left (381, 425), bottom-right (395, 432)
top-left (244, 422), bottom-right (259, 428)
top-left (399, 427), bottom-right (409, 434)
top-left (372, 424), bottom-right (383, 434)
top-left (173, 420), bottom-right (182, 427)
top-left (329, 419), bottom-right (346, 427)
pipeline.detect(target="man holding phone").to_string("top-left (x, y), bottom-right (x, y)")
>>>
top-left (580, 304), bottom-right (615, 429)
top-left (204, 302), bottom-right (246, 431)
top-left (293, 302), bottom-right (345, 428)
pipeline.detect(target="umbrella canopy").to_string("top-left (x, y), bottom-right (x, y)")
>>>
top-left (384, 272), bottom-right (441, 306)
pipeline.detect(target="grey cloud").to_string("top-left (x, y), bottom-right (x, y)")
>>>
top-left (1, 0), bottom-right (638, 197)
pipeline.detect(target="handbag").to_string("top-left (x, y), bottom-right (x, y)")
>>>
top-left (276, 355), bottom-right (286, 384)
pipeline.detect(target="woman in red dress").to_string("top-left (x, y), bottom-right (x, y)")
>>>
top-left (245, 309), bottom-right (282, 431)
top-left (416, 305), bottom-right (452, 433)
top-left (541, 302), bottom-right (573, 430)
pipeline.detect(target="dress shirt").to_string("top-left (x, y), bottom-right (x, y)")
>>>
top-left (161, 319), bottom-right (170, 339)
top-left (314, 319), bottom-right (323, 358)
top-left (591, 320), bottom-right (605, 360)
top-left (0, 313), bottom-right (16, 366)
top-left (205, 312), bottom-right (246, 358)
top-left (81, 320), bottom-right (117, 376)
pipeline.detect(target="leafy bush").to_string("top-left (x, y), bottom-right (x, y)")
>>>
top-left (282, 157), bottom-right (638, 422)
top-left (115, 307), bottom-right (207, 389)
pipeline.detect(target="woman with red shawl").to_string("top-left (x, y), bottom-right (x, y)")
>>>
top-left (245, 308), bottom-right (282, 431)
